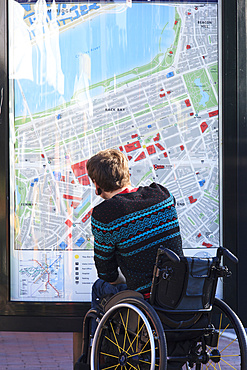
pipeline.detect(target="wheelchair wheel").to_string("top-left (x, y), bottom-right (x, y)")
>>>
top-left (206, 298), bottom-right (247, 369)
top-left (182, 298), bottom-right (247, 369)
top-left (91, 298), bottom-right (167, 370)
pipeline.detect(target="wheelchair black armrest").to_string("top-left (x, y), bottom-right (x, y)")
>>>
top-left (158, 246), bottom-right (181, 263)
top-left (217, 246), bottom-right (238, 264)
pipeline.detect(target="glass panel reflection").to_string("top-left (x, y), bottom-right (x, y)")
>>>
top-left (9, 0), bottom-right (219, 302)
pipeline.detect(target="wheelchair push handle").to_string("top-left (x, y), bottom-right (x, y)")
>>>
top-left (217, 246), bottom-right (238, 264)
top-left (158, 246), bottom-right (181, 263)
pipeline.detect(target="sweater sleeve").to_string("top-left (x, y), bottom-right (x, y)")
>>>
top-left (91, 211), bottom-right (119, 283)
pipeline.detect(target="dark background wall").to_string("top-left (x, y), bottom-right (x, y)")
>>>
top-left (236, 0), bottom-right (247, 322)
top-left (222, 0), bottom-right (247, 324)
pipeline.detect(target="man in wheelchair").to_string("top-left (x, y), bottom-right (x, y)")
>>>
top-left (75, 149), bottom-right (247, 370)
top-left (86, 148), bottom-right (183, 305)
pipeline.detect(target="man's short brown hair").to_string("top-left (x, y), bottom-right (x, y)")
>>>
top-left (86, 149), bottom-right (130, 192)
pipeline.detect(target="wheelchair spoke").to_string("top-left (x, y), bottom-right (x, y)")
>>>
top-left (101, 364), bottom-right (120, 370)
top-left (217, 314), bottom-right (223, 349)
top-left (126, 362), bottom-right (138, 370)
top-left (100, 352), bottom-right (119, 359)
top-left (119, 310), bottom-right (133, 353)
top-left (137, 337), bottom-right (151, 354)
top-left (211, 354), bottom-right (240, 359)
top-left (138, 359), bottom-right (159, 367)
top-left (126, 322), bottom-right (145, 353)
top-left (105, 334), bottom-right (128, 355)
top-left (134, 347), bottom-right (158, 356)
top-left (220, 338), bottom-right (238, 354)
top-left (218, 323), bottom-right (230, 340)
top-left (139, 359), bottom-right (152, 365)
top-left (220, 358), bottom-right (238, 369)
top-left (208, 362), bottom-right (217, 369)
top-left (123, 310), bottom-right (130, 351)
top-left (136, 314), bottom-right (140, 353)
top-left (110, 322), bottom-right (122, 354)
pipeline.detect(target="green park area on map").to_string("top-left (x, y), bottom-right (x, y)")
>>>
top-left (183, 68), bottom-right (218, 112)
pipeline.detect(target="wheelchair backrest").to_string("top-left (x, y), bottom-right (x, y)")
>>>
top-left (150, 248), bottom-right (218, 311)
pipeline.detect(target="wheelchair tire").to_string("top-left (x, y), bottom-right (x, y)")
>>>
top-left (91, 298), bottom-right (167, 370)
top-left (182, 297), bottom-right (247, 369)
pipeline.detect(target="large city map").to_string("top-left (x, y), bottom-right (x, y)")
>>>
top-left (10, 0), bottom-right (219, 301)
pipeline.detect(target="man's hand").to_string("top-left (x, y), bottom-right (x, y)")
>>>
top-left (110, 268), bottom-right (126, 285)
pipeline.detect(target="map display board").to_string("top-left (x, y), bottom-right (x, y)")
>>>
top-left (9, 0), bottom-right (220, 302)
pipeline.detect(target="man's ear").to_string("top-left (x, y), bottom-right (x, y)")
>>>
top-left (96, 187), bottom-right (102, 196)
top-left (94, 181), bottom-right (102, 196)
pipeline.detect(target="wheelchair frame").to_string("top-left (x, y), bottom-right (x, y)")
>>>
top-left (75, 247), bottom-right (247, 370)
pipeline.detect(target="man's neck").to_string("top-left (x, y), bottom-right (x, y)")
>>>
top-left (101, 184), bottom-right (133, 200)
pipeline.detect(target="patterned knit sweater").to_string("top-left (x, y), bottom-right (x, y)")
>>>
top-left (91, 183), bottom-right (183, 293)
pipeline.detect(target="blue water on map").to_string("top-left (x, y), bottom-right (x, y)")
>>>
top-left (194, 78), bottom-right (209, 107)
top-left (49, 256), bottom-right (63, 292)
top-left (15, 4), bottom-right (175, 117)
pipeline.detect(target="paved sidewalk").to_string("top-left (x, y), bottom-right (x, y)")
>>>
top-left (0, 332), bottom-right (73, 370)
top-left (0, 330), bottom-right (245, 369)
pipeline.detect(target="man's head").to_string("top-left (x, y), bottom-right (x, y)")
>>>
top-left (86, 149), bottom-right (130, 192)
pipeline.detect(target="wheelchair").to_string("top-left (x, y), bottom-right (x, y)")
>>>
top-left (75, 246), bottom-right (247, 369)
